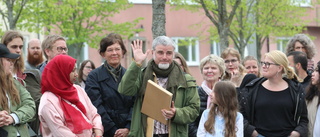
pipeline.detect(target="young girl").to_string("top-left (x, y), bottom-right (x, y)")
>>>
top-left (197, 81), bottom-right (243, 137)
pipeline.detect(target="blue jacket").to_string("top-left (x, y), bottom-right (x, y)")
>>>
top-left (85, 64), bottom-right (134, 137)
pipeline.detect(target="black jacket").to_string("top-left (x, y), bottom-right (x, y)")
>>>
top-left (188, 86), bottom-right (208, 137)
top-left (238, 77), bottom-right (308, 137)
top-left (85, 65), bottom-right (134, 137)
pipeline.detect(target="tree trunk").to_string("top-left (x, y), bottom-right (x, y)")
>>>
top-left (152, 0), bottom-right (166, 39)
top-left (6, 1), bottom-right (16, 30)
top-left (219, 26), bottom-right (229, 51)
top-left (256, 33), bottom-right (262, 61)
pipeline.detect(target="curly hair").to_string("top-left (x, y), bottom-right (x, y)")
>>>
top-left (200, 54), bottom-right (226, 78)
top-left (285, 34), bottom-right (316, 59)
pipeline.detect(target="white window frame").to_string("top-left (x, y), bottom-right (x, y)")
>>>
top-left (291, 0), bottom-right (311, 7)
top-left (276, 37), bottom-right (291, 52)
top-left (211, 41), bottom-right (221, 56)
top-left (169, 0), bottom-right (198, 5)
top-left (171, 37), bottom-right (199, 66)
top-left (22, 35), bottom-right (30, 58)
top-left (129, 0), bottom-right (152, 4)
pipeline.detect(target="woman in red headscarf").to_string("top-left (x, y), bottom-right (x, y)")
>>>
top-left (38, 55), bottom-right (103, 137)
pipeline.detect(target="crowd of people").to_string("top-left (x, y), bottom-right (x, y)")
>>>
top-left (0, 30), bottom-right (319, 137)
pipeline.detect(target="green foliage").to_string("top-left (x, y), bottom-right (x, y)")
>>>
top-left (40, 0), bottom-right (141, 48)
top-left (0, 0), bottom-right (29, 30)
top-left (253, 0), bottom-right (307, 37)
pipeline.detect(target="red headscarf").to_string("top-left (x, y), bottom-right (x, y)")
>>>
top-left (41, 55), bottom-right (92, 134)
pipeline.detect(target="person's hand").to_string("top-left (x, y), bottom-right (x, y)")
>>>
top-left (0, 111), bottom-right (7, 127)
top-left (0, 111), bottom-right (10, 127)
top-left (251, 130), bottom-right (258, 137)
top-left (114, 128), bottom-right (129, 137)
top-left (131, 39), bottom-right (151, 65)
top-left (93, 128), bottom-right (103, 137)
top-left (289, 131), bottom-right (300, 137)
top-left (161, 101), bottom-right (176, 120)
top-left (230, 69), bottom-right (240, 79)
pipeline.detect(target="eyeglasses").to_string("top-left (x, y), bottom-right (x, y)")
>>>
top-left (85, 66), bottom-right (92, 69)
top-left (260, 61), bottom-right (279, 68)
top-left (56, 47), bottom-right (68, 52)
top-left (224, 59), bottom-right (238, 64)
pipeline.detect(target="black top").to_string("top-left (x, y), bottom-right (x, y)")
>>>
top-left (238, 77), bottom-right (308, 137)
top-left (254, 85), bottom-right (295, 137)
top-left (301, 75), bottom-right (311, 92)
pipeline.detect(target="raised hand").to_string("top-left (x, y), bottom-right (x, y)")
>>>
top-left (131, 39), bottom-right (151, 65)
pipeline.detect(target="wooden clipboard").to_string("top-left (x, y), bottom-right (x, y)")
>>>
top-left (141, 80), bottom-right (173, 125)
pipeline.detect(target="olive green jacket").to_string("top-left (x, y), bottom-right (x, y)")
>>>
top-left (118, 62), bottom-right (200, 137)
top-left (1, 80), bottom-right (36, 137)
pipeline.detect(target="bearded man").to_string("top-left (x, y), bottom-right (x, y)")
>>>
top-left (25, 39), bottom-right (44, 69)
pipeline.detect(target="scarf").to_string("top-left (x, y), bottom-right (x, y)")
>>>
top-left (140, 59), bottom-right (187, 97)
top-left (104, 61), bottom-right (122, 82)
top-left (41, 55), bottom-right (92, 134)
top-left (140, 59), bottom-right (187, 132)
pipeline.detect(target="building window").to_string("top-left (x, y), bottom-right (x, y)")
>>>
top-left (172, 37), bottom-right (199, 66)
top-left (276, 37), bottom-right (291, 52)
top-left (129, 0), bottom-right (152, 4)
top-left (291, 0), bottom-right (311, 7)
top-left (210, 41), bottom-right (221, 56)
top-left (22, 35), bottom-right (30, 58)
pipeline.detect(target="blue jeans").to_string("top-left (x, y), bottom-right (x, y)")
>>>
top-left (257, 134), bottom-right (265, 137)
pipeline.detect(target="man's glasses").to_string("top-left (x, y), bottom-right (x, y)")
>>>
top-left (224, 59), bottom-right (238, 64)
top-left (56, 47), bottom-right (68, 52)
top-left (260, 61), bottom-right (279, 68)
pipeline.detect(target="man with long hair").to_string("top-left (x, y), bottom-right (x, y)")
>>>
top-left (25, 39), bottom-right (44, 69)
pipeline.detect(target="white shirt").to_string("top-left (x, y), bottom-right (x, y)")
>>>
top-left (197, 109), bottom-right (243, 137)
top-left (313, 105), bottom-right (320, 137)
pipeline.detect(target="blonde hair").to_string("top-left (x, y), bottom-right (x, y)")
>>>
top-left (242, 56), bottom-right (261, 77)
top-left (42, 35), bottom-right (66, 59)
top-left (200, 54), bottom-right (226, 78)
top-left (174, 52), bottom-right (191, 74)
top-left (220, 48), bottom-right (246, 79)
top-left (265, 50), bottom-right (299, 81)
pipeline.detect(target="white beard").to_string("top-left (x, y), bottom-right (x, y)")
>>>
top-left (158, 63), bottom-right (170, 70)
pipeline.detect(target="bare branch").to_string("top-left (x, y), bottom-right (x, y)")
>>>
top-left (199, 0), bottom-right (218, 27)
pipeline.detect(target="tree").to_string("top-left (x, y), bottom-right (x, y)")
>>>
top-left (229, 0), bottom-right (306, 59)
top-left (152, 0), bottom-right (166, 38)
top-left (0, 0), bottom-right (30, 31)
top-left (198, 0), bottom-right (241, 49)
top-left (172, 0), bottom-right (307, 60)
top-left (252, 0), bottom-right (306, 60)
top-left (32, 0), bottom-right (141, 62)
